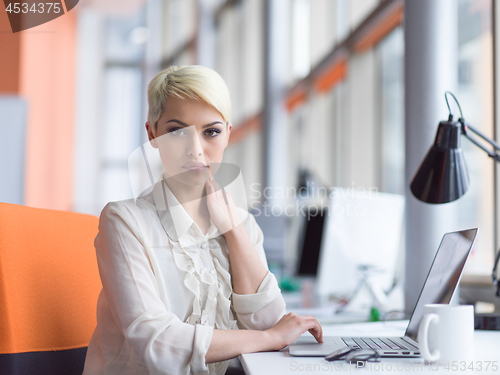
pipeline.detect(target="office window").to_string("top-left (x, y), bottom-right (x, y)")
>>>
top-left (456, 0), bottom-right (494, 275)
top-left (216, 5), bottom-right (243, 122)
top-left (349, 0), bottom-right (379, 31)
top-left (99, 67), bottom-right (143, 207)
top-left (330, 83), bottom-right (348, 187)
top-left (377, 27), bottom-right (404, 195)
top-left (240, 0), bottom-right (264, 117)
top-left (98, 9), bottom-right (146, 209)
top-left (286, 104), bottom-right (309, 197)
top-left (302, 93), bottom-right (336, 188)
top-left (310, 0), bottom-right (336, 68)
top-left (105, 10), bottom-right (145, 63)
top-left (164, 0), bottom-right (196, 56)
top-left (335, 0), bottom-right (350, 43)
top-left (347, 49), bottom-right (377, 189)
top-left (291, 0), bottom-right (311, 80)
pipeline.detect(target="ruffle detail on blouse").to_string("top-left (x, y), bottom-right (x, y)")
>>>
top-left (170, 241), bottom-right (237, 332)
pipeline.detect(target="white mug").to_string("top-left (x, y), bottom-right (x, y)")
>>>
top-left (418, 304), bottom-right (474, 364)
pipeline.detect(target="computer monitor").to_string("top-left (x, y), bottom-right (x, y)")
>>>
top-left (295, 206), bottom-right (328, 277)
top-left (315, 189), bottom-right (405, 300)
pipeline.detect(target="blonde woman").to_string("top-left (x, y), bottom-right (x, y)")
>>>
top-left (82, 65), bottom-right (323, 375)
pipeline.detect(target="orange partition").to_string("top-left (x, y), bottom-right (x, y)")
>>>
top-left (0, 203), bottom-right (100, 353)
top-left (313, 58), bottom-right (348, 94)
top-left (353, 3), bottom-right (404, 53)
top-left (229, 113), bottom-right (263, 145)
top-left (285, 87), bottom-right (309, 113)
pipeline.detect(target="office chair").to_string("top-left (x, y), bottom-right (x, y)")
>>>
top-left (0, 202), bottom-right (101, 375)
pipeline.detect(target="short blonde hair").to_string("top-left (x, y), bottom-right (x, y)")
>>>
top-left (147, 65), bottom-right (231, 136)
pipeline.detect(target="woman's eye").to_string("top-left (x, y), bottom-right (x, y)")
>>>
top-left (168, 128), bottom-right (187, 136)
top-left (205, 128), bottom-right (221, 137)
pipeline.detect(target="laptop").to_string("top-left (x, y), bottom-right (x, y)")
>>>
top-left (288, 228), bottom-right (478, 358)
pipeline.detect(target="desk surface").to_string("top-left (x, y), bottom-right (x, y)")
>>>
top-left (240, 321), bottom-right (500, 375)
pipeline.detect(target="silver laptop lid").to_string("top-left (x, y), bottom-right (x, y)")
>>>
top-left (404, 228), bottom-right (478, 342)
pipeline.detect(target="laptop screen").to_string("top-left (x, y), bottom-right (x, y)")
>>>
top-left (405, 228), bottom-right (478, 342)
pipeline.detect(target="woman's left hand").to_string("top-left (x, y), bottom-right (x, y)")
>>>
top-left (205, 177), bottom-right (241, 235)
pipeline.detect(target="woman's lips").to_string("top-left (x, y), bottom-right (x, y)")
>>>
top-left (182, 162), bottom-right (208, 171)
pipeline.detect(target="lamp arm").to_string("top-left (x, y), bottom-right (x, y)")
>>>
top-left (462, 121), bottom-right (500, 296)
top-left (465, 122), bottom-right (500, 150)
top-left (443, 93), bottom-right (500, 296)
top-left (493, 250), bottom-right (500, 297)
top-left (461, 121), bottom-right (500, 162)
top-left (462, 132), bottom-right (500, 161)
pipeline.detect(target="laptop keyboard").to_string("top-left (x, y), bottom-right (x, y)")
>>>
top-left (342, 337), bottom-right (418, 351)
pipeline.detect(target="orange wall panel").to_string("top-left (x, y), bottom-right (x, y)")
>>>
top-left (0, 6), bottom-right (21, 93)
top-left (21, 12), bottom-right (76, 211)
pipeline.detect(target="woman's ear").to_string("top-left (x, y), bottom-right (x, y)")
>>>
top-left (145, 122), bottom-right (158, 148)
top-left (225, 123), bottom-right (232, 148)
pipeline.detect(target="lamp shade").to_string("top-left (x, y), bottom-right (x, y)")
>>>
top-left (410, 120), bottom-right (470, 204)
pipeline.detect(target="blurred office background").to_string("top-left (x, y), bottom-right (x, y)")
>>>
top-left (1, 0), bottom-right (499, 313)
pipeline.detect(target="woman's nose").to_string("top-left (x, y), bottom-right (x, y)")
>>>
top-left (186, 132), bottom-right (203, 157)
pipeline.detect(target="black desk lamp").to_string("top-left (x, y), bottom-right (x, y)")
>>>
top-left (410, 92), bottom-right (500, 297)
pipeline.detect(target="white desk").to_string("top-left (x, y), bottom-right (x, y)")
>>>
top-left (240, 321), bottom-right (500, 374)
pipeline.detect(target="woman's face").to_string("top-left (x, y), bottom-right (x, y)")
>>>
top-left (146, 96), bottom-right (231, 187)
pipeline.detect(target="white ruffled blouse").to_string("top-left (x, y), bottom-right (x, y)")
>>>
top-left (82, 179), bottom-right (287, 375)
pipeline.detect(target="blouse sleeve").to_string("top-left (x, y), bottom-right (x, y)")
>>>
top-left (230, 213), bottom-right (287, 330)
top-left (95, 202), bottom-right (213, 375)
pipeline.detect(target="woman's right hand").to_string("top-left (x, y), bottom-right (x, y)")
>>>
top-left (264, 312), bottom-right (323, 350)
